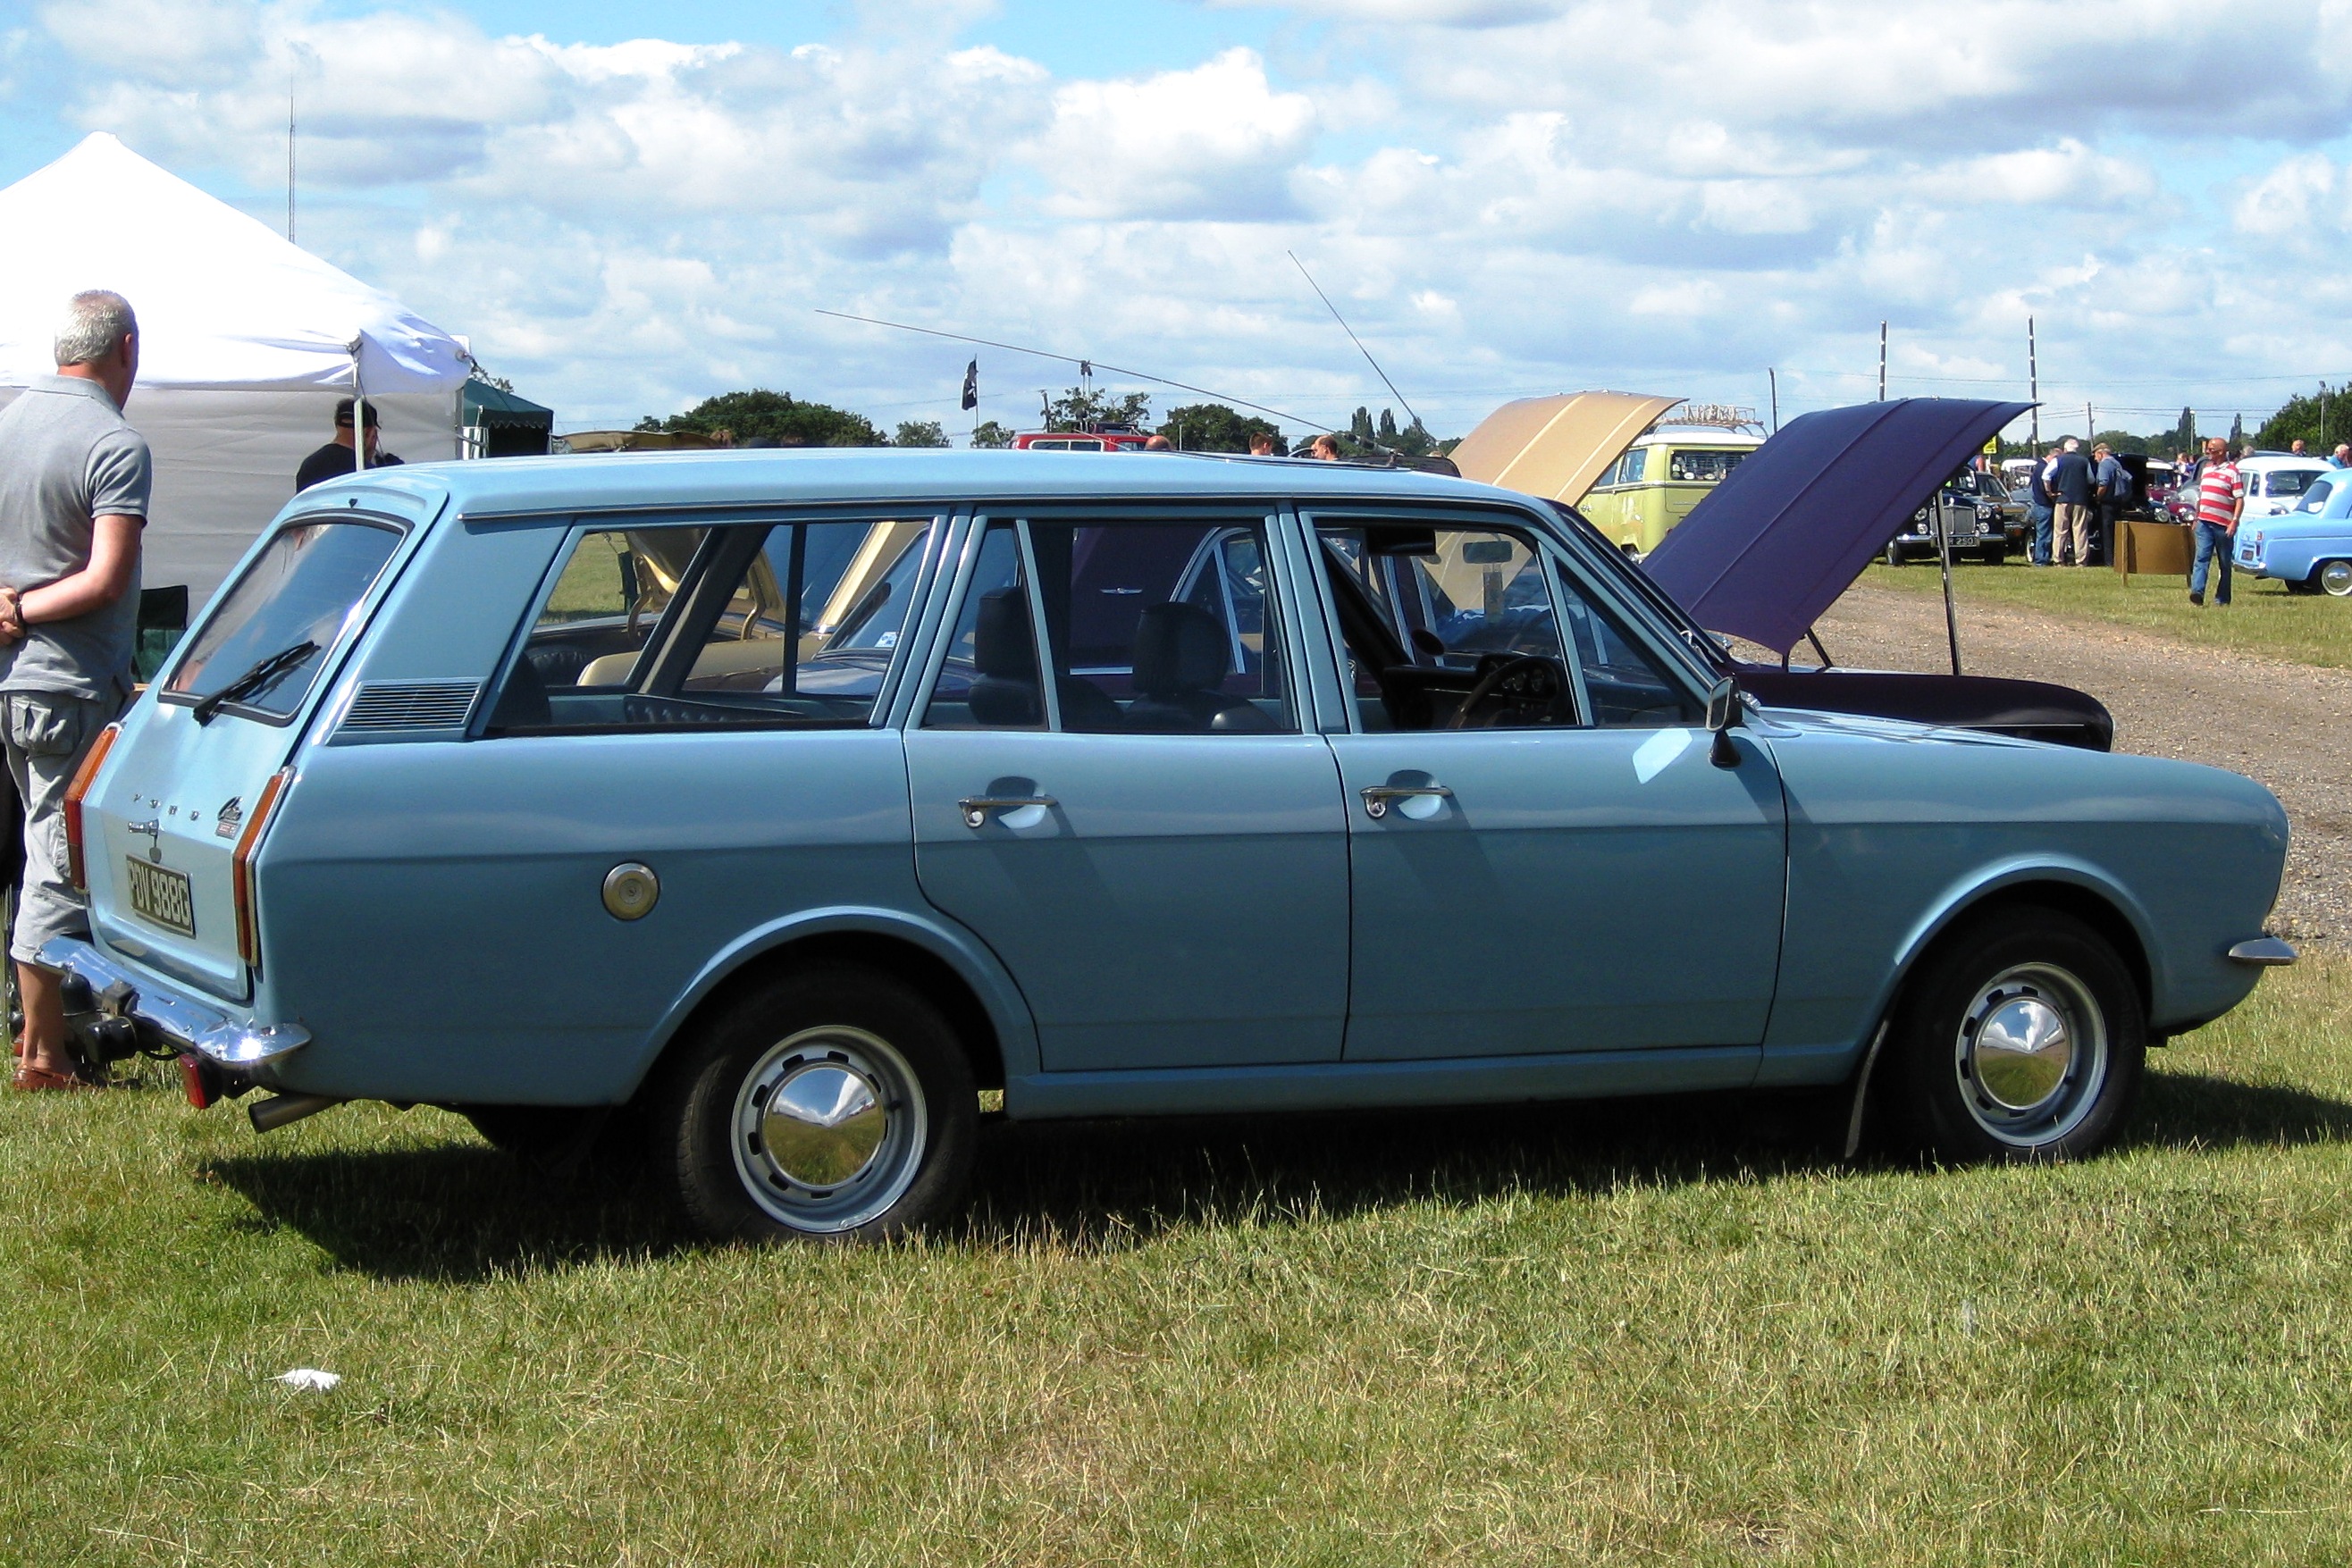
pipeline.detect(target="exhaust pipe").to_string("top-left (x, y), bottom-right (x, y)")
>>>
top-left (248, 1093), bottom-right (343, 1134)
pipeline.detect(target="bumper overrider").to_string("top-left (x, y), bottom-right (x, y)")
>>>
top-left (37, 937), bottom-right (330, 1126)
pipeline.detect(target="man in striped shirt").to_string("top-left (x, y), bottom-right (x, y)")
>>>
top-left (2190, 436), bottom-right (2243, 607)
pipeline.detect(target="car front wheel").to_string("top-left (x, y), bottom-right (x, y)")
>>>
top-left (2322, 559), bottom-right (2352, 597)
top-left (653, 964), bottom-right (977, 1242)
top-left (1881, 910), bottom-right (2145, 1162)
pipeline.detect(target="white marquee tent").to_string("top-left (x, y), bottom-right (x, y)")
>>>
top-left (0, 133), bottom-right (472, 603)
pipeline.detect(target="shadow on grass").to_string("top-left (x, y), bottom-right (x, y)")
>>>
top-left (200, 1066), bottom-right (2352, 1279)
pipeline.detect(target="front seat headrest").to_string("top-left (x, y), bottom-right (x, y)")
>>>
top-left (1131, 601), bottom-right (1230, 696)
top-left (972, 586), bottom-right (1037, 679)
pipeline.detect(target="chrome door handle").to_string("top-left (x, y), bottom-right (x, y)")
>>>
top-left (1358, 783), bottom-right (1452, 819)
top-left (959, 795), bottom-right (1058, 828)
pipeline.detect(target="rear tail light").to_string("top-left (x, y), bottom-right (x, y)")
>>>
top-left (232, 767), bottom-right (293, 967)
top-left (62, 722), bottom-right (122, 892)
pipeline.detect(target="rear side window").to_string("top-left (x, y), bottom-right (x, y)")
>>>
top-left (491, 518), bottom-right (934, 734)
top-left (164, 519), bottom-right (403, 721)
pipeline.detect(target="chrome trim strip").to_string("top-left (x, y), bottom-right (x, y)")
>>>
top-left (37, 937), bottom-right (312, 1066)
top-left (2227, 936), bottom-right (2298, 968)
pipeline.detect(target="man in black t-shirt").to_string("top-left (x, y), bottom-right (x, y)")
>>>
top-left (295, 398), bottom-right (403, 492)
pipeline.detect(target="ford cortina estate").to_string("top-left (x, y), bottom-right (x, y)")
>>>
top-left (50, 451), bottom-right (2294, 1240)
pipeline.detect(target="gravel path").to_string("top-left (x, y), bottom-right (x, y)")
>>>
top-left (1806, 579), bottom-right (2350, 950)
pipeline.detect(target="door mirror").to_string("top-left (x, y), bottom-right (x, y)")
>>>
top-left (1705, 676), bottom-right (1745, 767)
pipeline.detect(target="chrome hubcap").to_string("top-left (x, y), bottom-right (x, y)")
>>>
top-left (1953, 963), bottom-right (2107, 1146)
top-left (2323, 560), bottom-right (2352, 596)
top-left (733, 1027), bottom-right (925, 1233)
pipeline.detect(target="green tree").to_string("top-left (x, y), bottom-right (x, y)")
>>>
top-left (2093, 429), bottom-right (2151, 457)
top-left (892, 419), bottom-right (949, 449)
top-left (1377, 408), bottom-right (1399, 442)
top-left (659, 389), bottom-right (885, 448)
top-left (2254, 383), bottom-right (2351, 454)
top-left (1349, 407), bottom-right (1374, 445)
top-left (969, 419), bottom-right (1016, 449)
top-left (1158, 403), bottom-right (1286, 454)
top-left (1045, 386), bottom-right (1151, 432)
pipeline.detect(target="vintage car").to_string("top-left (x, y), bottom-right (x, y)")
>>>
top-left (1575, 422), bottom-right (1767, 555)
top-left (2235, 455), bottom-right (2334, 521)
top-left (2235, 469), bottom-right (2352, 595)
top-left (1881, 470), bottom-right (2019, 566)
top-left (48, 450), bottom-right (2292, 1242)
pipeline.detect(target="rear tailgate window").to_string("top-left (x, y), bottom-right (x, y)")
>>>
top-left (162, 520), bottom-right (405, 723)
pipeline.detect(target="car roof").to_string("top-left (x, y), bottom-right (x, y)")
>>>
top-left (298, 448), bottom-right (1528, 519)
top-left (2238, 455), bottom-right (2332, 472)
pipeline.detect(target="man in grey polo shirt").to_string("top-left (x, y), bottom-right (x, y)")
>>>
top-left (0, 290), bottom-right (149, 1090)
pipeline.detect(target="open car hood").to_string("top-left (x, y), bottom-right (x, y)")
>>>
top-left (1641, 398), bottom-right (2033, 656)
top-left (1450, 391), bottom-right (1684, 502)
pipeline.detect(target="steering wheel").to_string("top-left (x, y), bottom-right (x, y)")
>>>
top-left (1446, 653), bottom-right (1572, 730)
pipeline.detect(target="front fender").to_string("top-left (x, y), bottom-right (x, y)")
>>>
top-left (624, 904), bottom-right (1043, 1097)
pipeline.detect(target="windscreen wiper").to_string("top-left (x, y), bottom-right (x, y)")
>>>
top-left (190, 639), bottom-right (319, 725)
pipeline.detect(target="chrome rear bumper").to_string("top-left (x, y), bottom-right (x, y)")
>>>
top-left (36, 937), bottom-right (311, 1067)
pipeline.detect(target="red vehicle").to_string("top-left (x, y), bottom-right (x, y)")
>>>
top-left (1012, 423), bottom-right (1155, 452)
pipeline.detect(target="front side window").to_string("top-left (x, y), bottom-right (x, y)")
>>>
top-left (492, 517), bottom-right (933, 733)
top-left (1317, 521), bottom-right (1569, 732)
top-left (165, 518), bottom-right (403, 721)
top-left (1553, 565), bottom-right (1701, 727)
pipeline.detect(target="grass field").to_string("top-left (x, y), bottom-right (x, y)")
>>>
top-left (1863, 558), bottom-right (2351, 670)
top-left (4, 956), bottom-right (2350, 1564)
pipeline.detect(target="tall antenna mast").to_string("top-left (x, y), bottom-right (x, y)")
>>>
top-left (1288, 252), bottom-right (1423, 432)
top-left (287, 88), bottom-right (297, 243)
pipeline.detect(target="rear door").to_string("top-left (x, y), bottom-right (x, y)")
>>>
top-left (86, 505), bottom-right (430, 1001)
top-left (903, 509), bottom-right (1350, 1072)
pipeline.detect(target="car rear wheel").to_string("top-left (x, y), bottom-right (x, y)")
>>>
top-left (1881, 910), bottom-right (2145, 1162)
top-left (2322, 559), bottom-right (2352, 597)
top-left (651, 964), bottom-right (976, 1243)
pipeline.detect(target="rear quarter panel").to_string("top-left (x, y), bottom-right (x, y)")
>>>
top-left (1760, 718), bottom-right (2288, 1082)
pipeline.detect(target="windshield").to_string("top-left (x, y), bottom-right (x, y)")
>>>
top-left (1668, 449), bottom-right (1750, 483)
top-left (2267, 469), bottom-right (2322, 499)
top-left (164, 519), bottom-right (403, 718)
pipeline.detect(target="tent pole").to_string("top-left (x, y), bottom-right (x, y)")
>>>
top-left (349, 340), bottom-right (367, 473)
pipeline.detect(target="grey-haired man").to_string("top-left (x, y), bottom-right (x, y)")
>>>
top-left (0, 290), bottom-right (149, 1090)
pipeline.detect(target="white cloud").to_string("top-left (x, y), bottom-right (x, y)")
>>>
top-left (1031, 49), bottom-right (1315, 220)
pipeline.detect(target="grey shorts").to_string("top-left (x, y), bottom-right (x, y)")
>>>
top-left (5, 690), bottom-right (122, 968)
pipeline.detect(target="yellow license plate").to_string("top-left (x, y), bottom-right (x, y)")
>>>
top-left (124, 856), bottom-right (195, 937)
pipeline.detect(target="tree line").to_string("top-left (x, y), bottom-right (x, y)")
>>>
top-left (636, 386), bottom-right (1445, 457)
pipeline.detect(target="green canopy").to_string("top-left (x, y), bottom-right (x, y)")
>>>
top-left (462, 380), bottom-right (553, 457)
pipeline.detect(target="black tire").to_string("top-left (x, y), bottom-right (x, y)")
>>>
top-left (1880, 909), bottom-right (2145, 1162)
top-left (2322, 560), bottom-right (2352, 598)
top-left (2285, 574), bottom-right (2323, 596)
top-left (650, 963), bottom-right (976, 1243)
top-left (1978, 544), bottom-right (2007, 565)
top-left (1885, 541), bottom-right (1906, 566)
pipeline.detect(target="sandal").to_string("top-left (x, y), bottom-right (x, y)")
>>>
top-left (13, 1062), bottom-right (101, 1092)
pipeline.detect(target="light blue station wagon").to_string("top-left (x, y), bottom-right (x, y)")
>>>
top-left (2235, 468), bottom-right (2352, 595)
top-left (50, 451), bottom-right (2293, 1240)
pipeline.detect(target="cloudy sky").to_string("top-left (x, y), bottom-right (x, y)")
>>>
top-left (5, 0), bottom-right (2351, 443)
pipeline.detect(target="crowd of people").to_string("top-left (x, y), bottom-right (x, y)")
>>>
top-left (2014, 432), bottom-right (2350, 606)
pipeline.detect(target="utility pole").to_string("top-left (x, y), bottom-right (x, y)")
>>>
top-left (287, 89), bottom-right (297, 243)
top-left (2086, 402), bottom-right (2094, 441)
top-left (2027, 317), bottom-right (2038, 454)
top-left (1768, 368), bottom-right (1779, 432)
top-left (1877, 323), bottom-right (1887, 401)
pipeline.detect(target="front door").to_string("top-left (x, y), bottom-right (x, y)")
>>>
top-left (1313, 514), bottom-right (1786, 1061)
top-left (904, 514), bottom-right (1349, 1072)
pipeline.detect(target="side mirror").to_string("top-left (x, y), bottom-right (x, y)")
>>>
top-left (1705, 676), bottom-right (1745, 767)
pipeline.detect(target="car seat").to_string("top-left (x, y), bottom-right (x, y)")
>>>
top-left (966, 587), bottom-right (1125, 730)
top-left (1124, 602), bottom-right (1274, 732)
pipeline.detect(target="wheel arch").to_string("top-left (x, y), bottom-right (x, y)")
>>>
top-left (1883, 862), bottom-right (2158, 1049)
top-left (623, 907), bottom-right (1038, 1102)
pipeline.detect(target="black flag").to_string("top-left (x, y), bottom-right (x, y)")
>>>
top-left (960, 359), bottom-right (978, 412)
